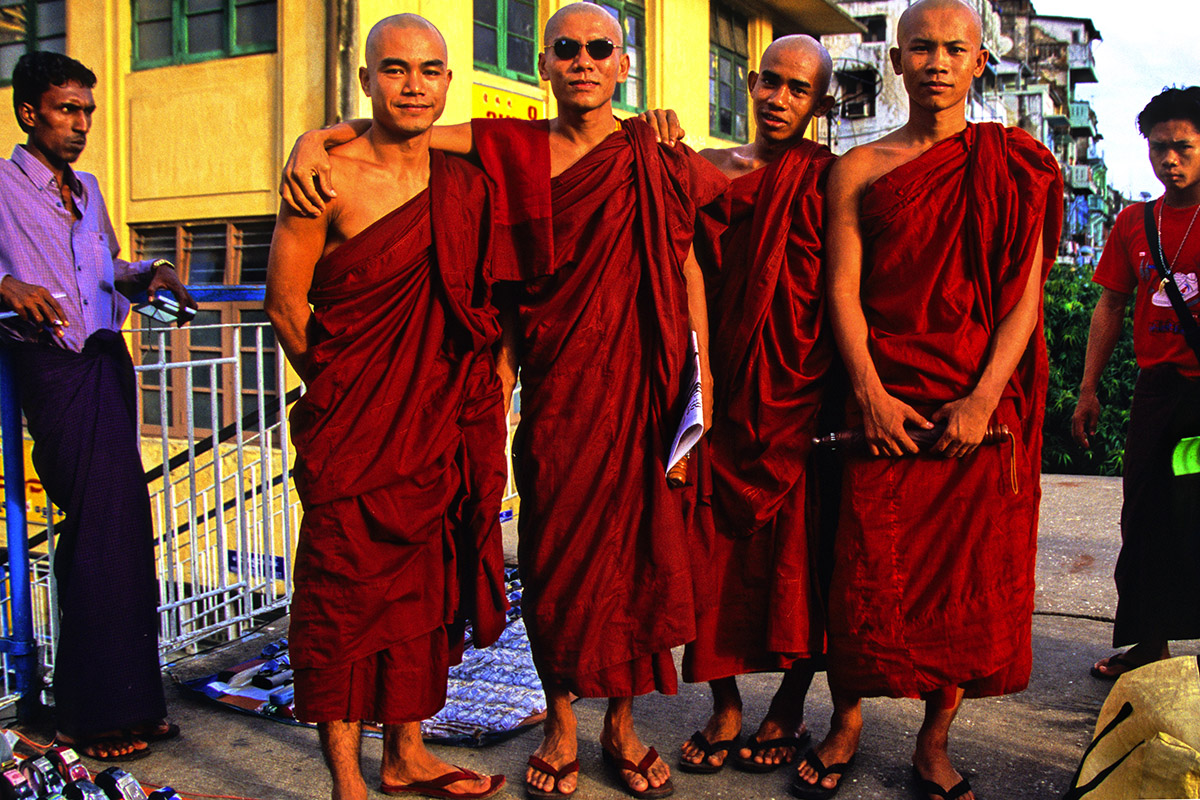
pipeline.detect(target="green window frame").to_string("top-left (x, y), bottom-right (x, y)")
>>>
top-left (131, 0), bottom-right (276, 71)
top-left (0, 0), bottom-right (66, 86)
top-left (594, 0), bottom-right (645, 112)
top-left (709, 2), bottom-right (748, 142)
top-left (474, 0), bottom-right (538, 85)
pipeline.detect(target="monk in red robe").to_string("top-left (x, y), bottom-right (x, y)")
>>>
top-left (797, 2), bottom-right (1062, 799)
top-left (265, 16), bottom-right (507, 800)
top-left (675, 36), bottom-right (838, 777)
top-left (277, 5), bottom-right (726, 798)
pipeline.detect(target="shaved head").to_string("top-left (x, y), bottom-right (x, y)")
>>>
top-left (365, 13), bottom-right (448, 65)
top-left (761, 34), bottom-right (833, 97)
top-left (897, 0), bottom-right (983, 48)
top-left (544, 2), bottom-right (623, 47)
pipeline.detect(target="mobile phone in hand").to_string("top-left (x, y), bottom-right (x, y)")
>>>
top-left (134, 294), bottom-right (197, 325)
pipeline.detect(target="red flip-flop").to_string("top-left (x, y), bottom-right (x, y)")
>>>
top-left (526, 754), bottom-right (581, 798)
top-left (602, 746), bottom-right (674, 799)
top-left (380, 769), bottom-right (505, 799)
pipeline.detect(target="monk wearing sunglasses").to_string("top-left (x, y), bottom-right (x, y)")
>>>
top-left (279, 4), bottom-right (726, 798)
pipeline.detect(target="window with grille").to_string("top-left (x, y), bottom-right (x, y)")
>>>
top-left (837, 70), bottom-right (876, 119)
top-left (709, 2), bottom-right (748, 142)
top-left (131, 217), bottom-right (278, 437)
top-left (593, 0), bottom-right (646, 112)
top-left (0, 0), bottom-right (66, 85)
top-left (474, 0), bottom-right (538, 84)
top-left (857, 15), bottom-right (886, 43)
top-left (132, 0), bottom-right (276, 70)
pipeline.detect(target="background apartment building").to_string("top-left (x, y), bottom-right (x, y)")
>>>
top-left (817, 0), bottom-right (1119, 265)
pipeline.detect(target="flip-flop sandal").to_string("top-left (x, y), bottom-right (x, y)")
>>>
top-left (912, 765), bottom-right (973, 800)
top-left (1090, 652), bottom-right (1142, 681)
top-left (380, 768), bottom-right (505, 799)
top-left (789, 747), bottom-right (856, 800)
top-left (602, 746), bottom-right (674, 799)
top-left (677, 730), bottom-right (740, 774)
top-left (731, 729), bottom-right (811, 773)
top-left (526, 755), bottom-right (580, 798)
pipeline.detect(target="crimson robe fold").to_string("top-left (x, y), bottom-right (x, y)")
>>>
top-left (684, 140), bottom-right (836, 682)
top-left (827, 123), bottom-right (1062, 699)
top-left (475, 117), bottom-right (728, 697)
top-left (287, 152), bottom-right (507, 720)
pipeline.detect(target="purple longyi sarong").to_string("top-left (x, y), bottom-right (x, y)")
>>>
top-left (11, 329), bottom-right (165, 737)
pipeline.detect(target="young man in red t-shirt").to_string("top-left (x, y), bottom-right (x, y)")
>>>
top-left (1073, 85), bottom-right (1200, 680)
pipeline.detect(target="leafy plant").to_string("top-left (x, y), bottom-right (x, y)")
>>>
top-left (1041, 261), bottom-right (1137, 475)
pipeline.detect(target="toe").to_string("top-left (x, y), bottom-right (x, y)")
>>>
top-left (558, 771), bottom-right (578, 795)
top-left (649, 757), bottom-right (672, 787)
top-left (624, 769), bottom-right (649, 792)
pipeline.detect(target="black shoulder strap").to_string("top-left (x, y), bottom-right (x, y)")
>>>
top-left (1143, 200), bottom-right (1200, 364)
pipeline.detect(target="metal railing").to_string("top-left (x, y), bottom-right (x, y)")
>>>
top-left (138, 321), bottom-right (299, 657)
top-left (0, 320), bottom-right (521, 715)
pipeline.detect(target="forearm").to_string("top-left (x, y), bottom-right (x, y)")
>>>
top-left (323, 118), bottom-right (369, 147)
top-left (265, 297), bottom-right (313, 376)
top-left (828, 287), bottom-right (886, 407)
top-left (496, 301), bottom-right (519, 416)
top-left (683, 251), bottom-right (711, 396)
top-left (968, 263), bottom-right (1044, 411)
top-left (1079, 290), bottom-right (1128, 395)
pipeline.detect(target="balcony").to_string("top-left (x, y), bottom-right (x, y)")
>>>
top-left (1088, 193), bottom-right (1110, 218)
top-left (1066, 164), bottom-right (1095, 194)
top-left (1068, 43), bottom-right (1098, 83)
top-left (1046, 111), bottom-right (1070, 131)
top-left (1069, 101), bottom-right (1097, 138)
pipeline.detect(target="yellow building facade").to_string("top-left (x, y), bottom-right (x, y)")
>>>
top-left (0, 0), bottom-right (859, 436)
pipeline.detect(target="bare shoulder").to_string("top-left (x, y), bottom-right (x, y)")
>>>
top-left (827, 144), bottom-right (877, 194)
top-left (698, 146), bottom-right (735, 170)
top-left (829, 136), bottom-right (915, 194)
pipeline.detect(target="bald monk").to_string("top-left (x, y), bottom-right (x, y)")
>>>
top-left (797, 2), bottom-right (1061, 799)
top-left (674, 35), bottom-right (838, 777)
top-left (279, 4), bottom-right (727, 798)
top-left (265, 16), bottom-right (507, 800)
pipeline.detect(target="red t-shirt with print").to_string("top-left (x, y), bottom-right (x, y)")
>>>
top-left (1093, 199), bottom-right (1200, 377)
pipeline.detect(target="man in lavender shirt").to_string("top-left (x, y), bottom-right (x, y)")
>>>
top-left (0, 51), bottom-right (191, 759)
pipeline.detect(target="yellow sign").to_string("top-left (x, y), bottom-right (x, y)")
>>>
top-left (473, 84), bottom-right (545, 121)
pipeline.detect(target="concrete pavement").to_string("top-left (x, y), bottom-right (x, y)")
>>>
top-left (19, 474), bottom-right (1197, 800)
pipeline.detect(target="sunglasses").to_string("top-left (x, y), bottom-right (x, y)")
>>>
top-left (547, 37), bottom-right (616, 61)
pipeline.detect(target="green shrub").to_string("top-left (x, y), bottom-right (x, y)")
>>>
top-left (1041, 261), bottom-right (1137, 475)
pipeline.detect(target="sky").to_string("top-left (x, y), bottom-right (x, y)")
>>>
top-left (1026, 0), bottom-right (1199, 199)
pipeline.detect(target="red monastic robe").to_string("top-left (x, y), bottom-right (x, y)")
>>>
top-left (827, 123), bottom-right (1062, 699)
top-left (684, 140), bottom-right (836, 682)
top-left (288, 153), bottom-right (508, 711)
top-left (474, 117), bottom-right (728, 697)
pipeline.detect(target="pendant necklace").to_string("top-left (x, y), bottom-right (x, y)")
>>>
top-left (1156, 198), bottom-right (1200, 292)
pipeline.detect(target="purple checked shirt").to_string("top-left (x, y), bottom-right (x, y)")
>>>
top-left (0, 144), bottom-right (155, 352)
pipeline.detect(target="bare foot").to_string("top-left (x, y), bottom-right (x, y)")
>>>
top-left (57, 730), bottom-right (147, 759)
top-left (603, 700), bottom-right (671, 794)
top-left (738, 716), bottom-right (808, 767)
top-left (1091, 640), bottom-right (1169, 679)
top-left (382, 755), bottom-right (497, 798)
top-left (526, 696), bottom-right (579, 796)
top-left (680, 679), bottom-right (741, 769)
top-left (382, 723), bottom-right (501, 799)
top-left (794, 708), bottom-right (861, 794)
top-left (912, 752), bottom-right (975, 800)
top-left (128, 718), bottom-right (179, 741)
